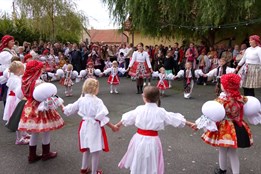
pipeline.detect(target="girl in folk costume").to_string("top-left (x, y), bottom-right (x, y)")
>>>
top-left (203, 58), bottom-right (235, 96)
top-left (199, 74), bottom-right (256, 174)
top-left (101, 61), bottom-right (126, 94)
top-left (63, 78), bottom-right (118, 174)
top-left (3, 61), bottom-right (30, 145)
top-left (174, 62), bottom-right (203, 99)
top-left (0, 35), bottom-right (17, 106)
top-left (86, 61), bottom-right (96, 79)
top-left (18, 60), bottom-right (64, 163)
top-left (127, 42), bottom-right (153, 94)
top-left (154, 67), bottom-right (170, 96)
top-left (63, 64), bottom-right (74, 97)
top-left (115, 86), bottom-right (196, 174)
top-left (210, 52), bottom-right (219, 71)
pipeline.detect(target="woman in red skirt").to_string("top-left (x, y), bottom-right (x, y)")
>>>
top-left (18, 60), bottom-right (64, 163)
top-left (127, 43), bottom-right (153, 94)
top-left (201, 73), bottom-right (253, 174)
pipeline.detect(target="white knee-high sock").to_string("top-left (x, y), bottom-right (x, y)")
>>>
top-left (42, 132), bottom-right (51, 145)
top-left (29, 133), bottom-right (39, 146)
top-left (113, 85), bottom-right (117, 92)
top-left (228, 148), bottom-right (240, 174)
top-left (16, 131), bottom-right (21, 141)
top-left (110, 85), bottom-right (113, 91)
top-left (81, 150), bottom-right (91, 169)
top-left (219, 147), bottom-right (228, 171)
top-left (91, 151), bottom-right (100, 174)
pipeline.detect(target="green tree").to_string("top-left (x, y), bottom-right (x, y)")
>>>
top-left (103, 0), bottom-right (261, 45)
top-left (15, 0), bottom-right (87, 42)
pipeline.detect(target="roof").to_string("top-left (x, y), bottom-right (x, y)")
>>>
top-left (89, 29), bottom-right (127, 44)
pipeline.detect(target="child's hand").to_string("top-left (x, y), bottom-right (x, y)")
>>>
top-left (190, 123), bottom-right (198, 131)
top-left (111, 125), bottom-right (119, 132)
top-left (60, 104), bottom-right (65, 112)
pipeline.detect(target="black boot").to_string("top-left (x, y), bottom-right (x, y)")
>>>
top-left (139, 85), bottom-right (143, 94)
top-left (136, 86), bottom-right (140, 94)
top-left (214, 168), bottom-right (227, 174)
top-left (42, 144), bottom-right (57, 161)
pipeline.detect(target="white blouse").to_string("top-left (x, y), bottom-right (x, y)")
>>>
top-left (64, 94), bottom-right (109, 126)
top-left (121, 103), bottom-right (186, 130)
top-left (129, 51), bottom-right (152, 68)
top-left (238, 46), bottom-right (261, 66)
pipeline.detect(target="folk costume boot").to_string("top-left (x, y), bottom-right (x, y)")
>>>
top-left (136, 86), bottom-right (140, 94)
top-left (28, 145), bottom-right (42, 163)
top-left (42, 143), bottom-right (57, 161)
top-left (214, 168), bottom-right (227, 174)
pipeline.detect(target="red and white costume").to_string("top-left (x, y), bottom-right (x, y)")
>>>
top-left (18, 60), bottom-right (64, 132)
top-left (118, 103), bottom-right (187, 174)
top-left (63, 94), bottom-right (110, 153)
top-left (128, 51), bottom-right (152, 78)
top-left (156, 73), bottom-right (169, 90)
top-left (103, 67), bottom-right (126, 85)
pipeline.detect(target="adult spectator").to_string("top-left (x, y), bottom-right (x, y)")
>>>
top-left (236, 35), bottom-right (261, 96)
top-left (70, 43), bottom-right (82, 73)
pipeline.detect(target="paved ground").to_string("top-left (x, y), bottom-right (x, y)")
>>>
top-left (0, 77), bottom-right (260, 174)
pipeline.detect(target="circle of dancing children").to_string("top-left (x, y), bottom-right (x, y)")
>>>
top-left (127, 42), bottom-right (153, 94)
top-left (101, 61), bottom-right (126, 94)
top-left (18, 60), bottom-right (64, 163)
top-left (63, 78), bottom-right (118, 174)
top-left (115, 86), bottom-right (196, 174)
top-left (197, 73), bottom-right (255, 174)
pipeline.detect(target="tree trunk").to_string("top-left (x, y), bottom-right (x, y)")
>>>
top-left (207, 30), bottom-right (216, 46)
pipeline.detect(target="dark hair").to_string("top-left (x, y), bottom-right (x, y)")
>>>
top-left (143, 86), bottom-right (161, 106)
top-left (11, 56), bottom-right (21, 62)
top-left (138, 42), bottom-right (144, 47)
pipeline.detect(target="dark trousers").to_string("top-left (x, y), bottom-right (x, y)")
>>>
top-left (243, 88), bottom-right (255, 96)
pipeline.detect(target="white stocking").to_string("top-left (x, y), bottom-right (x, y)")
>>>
top-left (91, 151), bottom-right (100, 174)
top-left (228, 148), bottom-right (240, 174)
top-left (29, 133), bottom-right (39, 146)
top-left (219, 147), bottom-right (228, 171)
top-left (16, 131), bottom-right (21, 141)
top-left (81, 150), bottom-right (91, 169)
top-left (42, 132), bottom-right (51, 145)
top-left (110, 85), bottom-right (113, 92)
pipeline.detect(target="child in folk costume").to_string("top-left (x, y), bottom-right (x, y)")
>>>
top-left (174, 62), bottom-right (203, 99)
top-left (197, 50), bottom-right (211, 85)
top-left (63, 64), bottom-right (74, 97)
top-left (115, 86), bottom-right (196, 174)
top-left (18, 60), bottom-right (64, 163)
top-left (198, 74), bottom-right (257, 174)
top-left (154, 67), bottom-right (171, 96)
top-left (86, 61), bottom-right (96, 79)
top-left (210, 52), bottom-right (219, 70)
top-left (63, 78), bottom-right (118, 174)
top-left (203, 58), bottom-right (235, 96)
top-left (101, 61), bottom-right (126, 94)
top-left (3, 61), bottom-right (30, 145)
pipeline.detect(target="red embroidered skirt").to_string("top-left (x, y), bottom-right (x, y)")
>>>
top-left (129, 62), bottom-right (151, 78)
top-left (18, 99), bottom-right (64, 133)
top-left (156, 80), bottom-right (169, 90)
top-left (107, 75), bottom-right (120, 85)
top-left (201, 119), bottom-right (253, 148)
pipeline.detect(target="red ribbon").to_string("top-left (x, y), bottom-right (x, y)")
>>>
top-left (9, 90), bottom-right (15, 96)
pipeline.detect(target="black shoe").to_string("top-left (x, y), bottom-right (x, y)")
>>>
top-left (136, 86), bottom-right (140, 94)
top-left (214, 168), bottom-right (227, 174)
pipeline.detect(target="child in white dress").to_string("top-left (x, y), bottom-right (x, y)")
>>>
top-left (62, 64), bottom-right (74, 96)
top-left (115, 86), bottom-right (196, 174)
top-left (63, 78), bottom-right (118, 174)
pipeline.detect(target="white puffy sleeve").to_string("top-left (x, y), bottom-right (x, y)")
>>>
top-left (118, 67), bottom-right (126, 74)
top-left (206, 68), bottom-right (217, 77)
top-left (103, 67), bottom-right (112, 75)
top-left (238, 48), bottom-right (248, 66)
top-left (129, 51), bottom-right (137, 67)
top-left (195, 69), bottom-right (203, 78)
top-left (226, 67), bottom-right (235, 74)
top-left (160, 108), bottom-right (186, 128)
top-left (95, 99), bottom-right (110, 127)
top-left (121, 108), bottom-right (138, 126)
top-left (63, 98), bottom-right (80, 116)
top-left (176, 70), bottom-right (184, 78)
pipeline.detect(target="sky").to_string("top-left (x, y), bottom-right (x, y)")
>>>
top-left (0, 0), bottom-right (119, 29)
